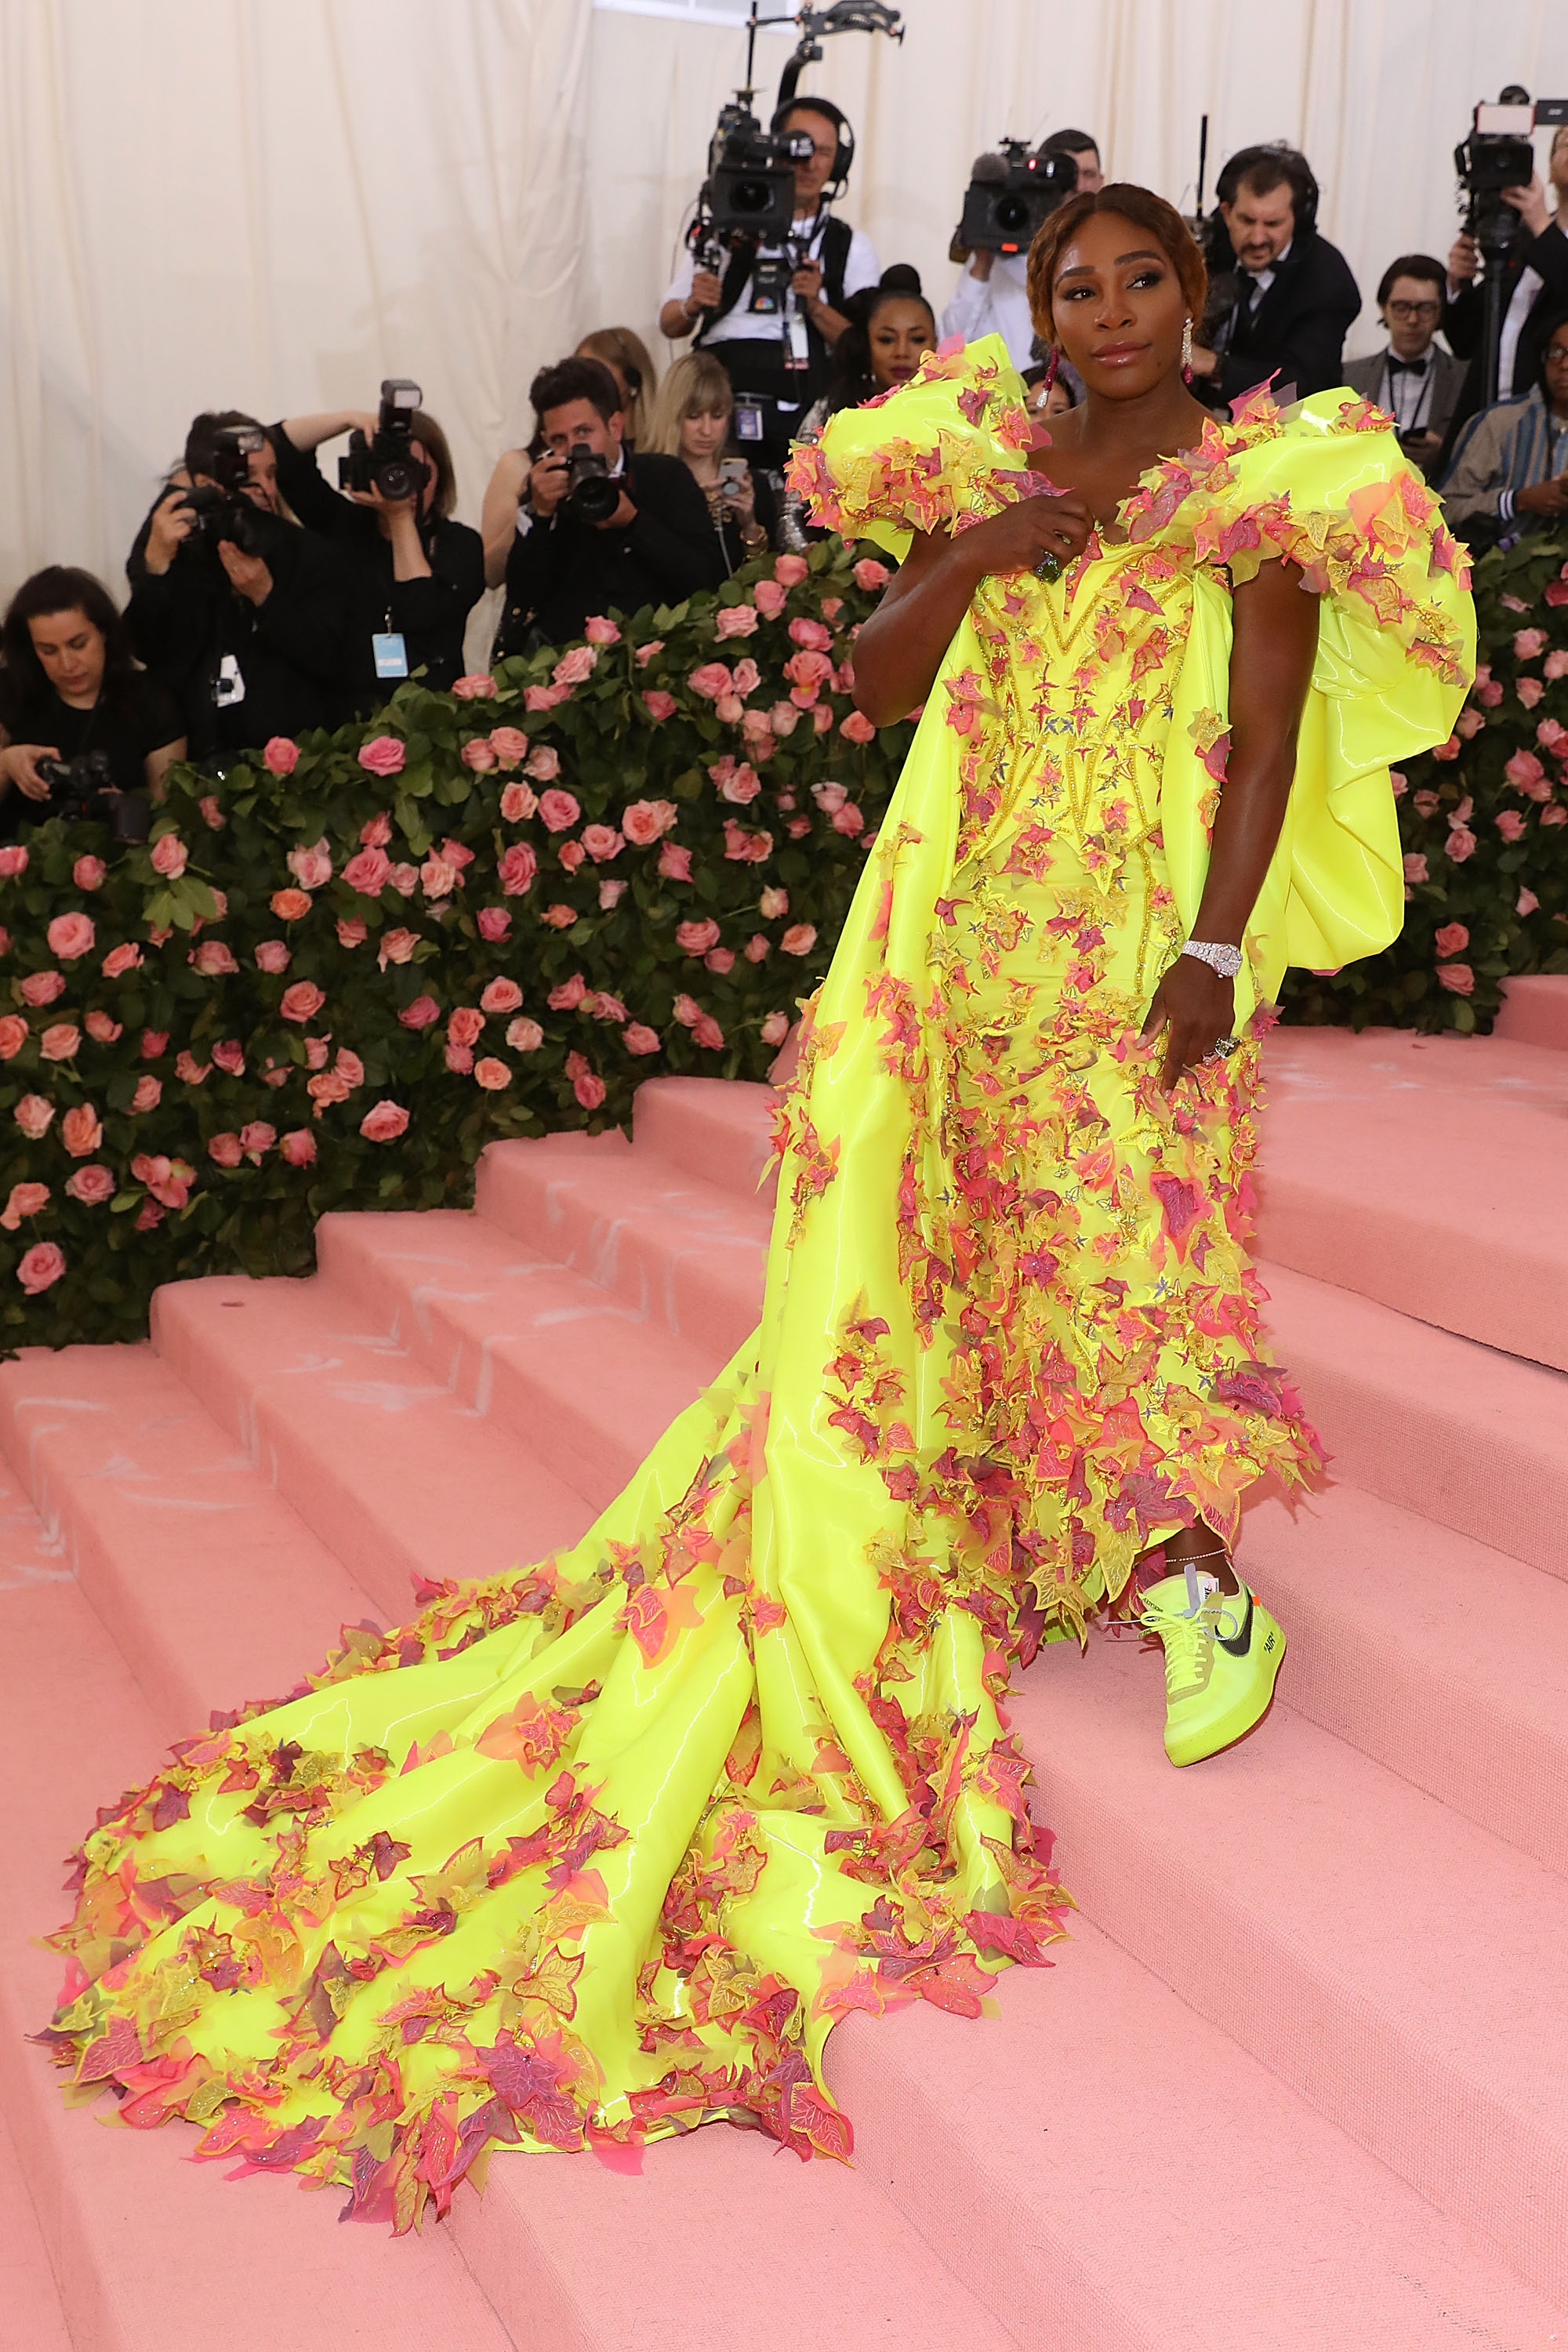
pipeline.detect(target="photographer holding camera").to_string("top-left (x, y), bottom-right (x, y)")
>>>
top-left (941, 129), bottom-right (1102, 368)
top-left (496, 357), bottom-right (722, 656)
top-left (270, 387), bottom-right (484, 702)
top-left (126, 410), bottom-right (349, 763)
top-left (1446, 122), bottom-right (1568, 405)
top-left (0, 567), bottom-right (183, 840)
top-left (659, 97), bottom-right (880, 472)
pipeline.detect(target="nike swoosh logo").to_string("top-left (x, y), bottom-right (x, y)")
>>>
top-left (1217, 1584), bottom-right (1254, 1659)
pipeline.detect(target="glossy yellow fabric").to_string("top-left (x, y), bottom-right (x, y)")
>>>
top-left (41, 343), bottom-right (1472, 2230)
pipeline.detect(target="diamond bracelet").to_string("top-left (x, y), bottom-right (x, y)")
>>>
top-left (1180, 938), bottom-right (1243, 979)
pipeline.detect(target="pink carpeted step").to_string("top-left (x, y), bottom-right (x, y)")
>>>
top-left (1254, 1028), bottom-right (1568, 1371)
top-left (1011, 1636), bottom-right (1568, 2307)
top-left (148, 1275), bottom-right (594, 1626)
top-left (0, 1454), bottom-right (70, 1596)
top-left (477, 1139), bottom-right (770, 1361)
top-left (1495, 973), bottom-right (1568, 1052)
top-left (1258, 1259), bottom-right (1568, 1577)
top-left (0, 2106), bottom-right (72, 2352)
top-left (0, 1345), bottom-right (387, 1743)
top-left (631, 1075), bottom-right (780, 1203)
top-left (0, 1578), bottom-right (523, 2352)
top-left (311, 1210), bottom-right (720, 1508)
top-left (1239, 1482), bottom-right (1568, 1875)
top-left (827, 1918), bottom-right (1568, 2352)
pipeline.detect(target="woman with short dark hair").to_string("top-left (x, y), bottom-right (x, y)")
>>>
top-left (0, 566), bottom-right (183, 835)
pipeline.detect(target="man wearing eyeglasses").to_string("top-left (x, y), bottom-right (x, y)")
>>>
top-left (1342, 255), bottom-right (1467, 474)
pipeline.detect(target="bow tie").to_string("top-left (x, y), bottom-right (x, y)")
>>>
top-left (1387, 355), bottom-right (1429, 375)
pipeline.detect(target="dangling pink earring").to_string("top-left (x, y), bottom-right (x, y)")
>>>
top-left (1041, 347), bottom-right (1060, 395)
top-left (1181, 316), bottom-right (1194, 383)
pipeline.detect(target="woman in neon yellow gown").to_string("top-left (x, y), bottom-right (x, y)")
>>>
top-left (38, 189), bottom-right (1472, 2230)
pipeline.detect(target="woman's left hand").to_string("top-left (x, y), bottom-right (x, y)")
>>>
top-left (1141, 953), bottom-right (1238, 1091)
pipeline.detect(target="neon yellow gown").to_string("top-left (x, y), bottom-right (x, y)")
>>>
top-left (39, 343), bottom-right (1473, 2230)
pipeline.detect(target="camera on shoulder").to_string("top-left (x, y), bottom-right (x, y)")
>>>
top-left (339, 379), bottom-right (430, 504)
top-left (958, 140), bottom-right (1078, 256)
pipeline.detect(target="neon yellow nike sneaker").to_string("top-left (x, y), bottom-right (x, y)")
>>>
top-left (1138, 1564), bottom-right (1286, 1766)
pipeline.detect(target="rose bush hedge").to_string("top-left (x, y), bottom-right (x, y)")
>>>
top-left (1281, 528), bottom-right (1568, 1033)
top-left (0, 539), bottom-right (912, 1348)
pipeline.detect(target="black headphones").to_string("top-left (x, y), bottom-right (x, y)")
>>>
top-left (1215, 143), bottom-right (1319, 237)
top-left (771, 96), bottom-right (855, 200)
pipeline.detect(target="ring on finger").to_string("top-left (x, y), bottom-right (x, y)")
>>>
top-left (1202, 1033), bottom-right (1241, 1063)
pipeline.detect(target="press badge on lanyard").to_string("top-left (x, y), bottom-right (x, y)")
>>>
top-left (373, 617), bottom-right (408, 680)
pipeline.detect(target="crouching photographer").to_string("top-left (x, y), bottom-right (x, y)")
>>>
top-left (0, 567), bottom-right (183, 842)
top-left (126, 410), bottom-right (349, 764)
top-left (270, 386), bottom-right (484, 702)
top-left (495, 357), bottom-right (723, 657)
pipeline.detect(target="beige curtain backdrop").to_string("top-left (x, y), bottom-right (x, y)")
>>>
top-left (1, 0), bottom-right (1564, 605)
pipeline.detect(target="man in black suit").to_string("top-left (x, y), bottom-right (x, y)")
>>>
top-left (1342, 255), bottom-right (1468, 475)
top-left (1189, 144), bottom-right (1361, 410)
top-left (500, 358), bottom-right (722, 654)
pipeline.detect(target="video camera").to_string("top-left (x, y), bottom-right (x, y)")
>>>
top-left (688, 104), bottom-right (815, 313)
top-left (1455, 89), bottom-right (1568, 404)
top-left (181, 424), bottom-right (267, 557)
top-left (339, 379), bottom-right (429, 505)
top-left (34, 751), bottom-right (151, 843)
top-left (958, 140), bottom-right (1080, 256)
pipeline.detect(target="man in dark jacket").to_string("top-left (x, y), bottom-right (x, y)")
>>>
top-left (1190, 145), bottom-right (1361, 409)
top-left (499, 358), bottom-right (723, 655)
top-left (126, 410), bottom-right (349, 763)
top-left (1443, 125), bottom-right (1568, 434)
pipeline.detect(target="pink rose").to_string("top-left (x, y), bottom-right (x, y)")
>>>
top-left (1518, 887), bottom-right (1541, 916)
top-left (832, 803), bottom-right (866, 836)
top-left (710, 756), bottom-right (761, 805)
top-left (1543, 805), bottom-right (1568, 826)
top-left (270, 888), bottom-right (312, 922)
top-left (14, 1094), bottom-right (53, 1138)
top-left (446, 1040), bottom-right (474, 1074)
top-left (100, 942), bottom-right (142, 978)
top-left (358, 735), bottom-right (406, 776)
top-left (0, 1014), bottom-right (25, 1059)
top-left (687, 662), bottom-right (734, 702)
top-left (1544, 648), bottom-right (1568, 680)
top-left (716, 603), bottom-right (760, 639)
top-left (452, 673), bottom-right (498, 700)
top-left (263, 736), bottom-right (300, 775)
top-left (548, 974), bottom-right (587, 1011)
top-left (624, 1023), bottom-right (661, 1056)
top-left (753, 579), bottom-right (786, 619)
top-left (0, 844), bottom-right (27, 880)
top-left (134, 1201), bottom-right (163, 1230)
top-left (760, 885), bottom-right (789, 919)
top-left (784, 647), bottom-right (833, 699)
top-left (240, 1122), bottom-right (276, 1161)
top-left (500, 782), bottom-right (539, 823)
top-left (773, 554), bottom-right (808, 586)
top-left (853, 557), bottom-right (890, 591)
top-left (1434, 921), bottom-right (1470, 956)
top-left (477, 906), bottom-right (512, 942)
top-left (398, 994), bottom-right (441, 1030)
top-left (599, 878), bottom-right (627, 910)
top-left (811, 779), bottom-right (848, 813)
top-left (524, 681), bottom-right (572, 713)
top-left (60, 1104), bottom-right (102, 1157)
top-left (377, 927), bottom-right (420, 967)
top-left (704, 948), bottom-right (735, 975)
top-left (255, 939), bottom-right (292, 974)
top-left (149, 832), bottom-right (188, 878)
top-left (421, 855), bottom-right (460, 900)
top-left (16, 1241), bottom-right (64, 1294)
top-left (634, 639), bottom-right (666, 668)
top-left (812, 702), bottom-right (833, 735)
top-left (539, 789), bottom-right (582, 833)
top-left (343, 846), bottom-right (392, 896)
top-left (622, 799), bottom-right (678, 845)
top-left (40, 1023), bottom-right (80, 1062)
top-left (1402, 853), bottom-right (1428, 884)
top-left (1505, 750), bottom-right (1548, 795)
top-left (692, 1014), bottom-right (724, 1051)
top-left (286, 840), bottom-right (332, 890)
top-left (658, 842), bottom-right (693, 882)
top-left (1454, 710), bottom-right (1486, 739)
top-left (554, 644), bottom-right (598, 688)
top-left (1495, 809), bottom-right (1527, 840)
top-left (336, 918), bottom-right (368, 949)
top-left (212, 1040), bottom-right (244, 1075)
top-left (722, 820), bottom-right (773, 863)
top-left (280, 981), bottom-right (326, 1022)
top-left (672, 994), bottom-right (701, 1027)
top-left (677, 918), bottom-right (722, 955)
top-left (541, 903), bottom-right (578, 928)
top-left (731, 658), bottom-right (763, 699)
top-left (1444, 825), bottom-right (1477, 863)
top-left (1475, 677), bottom-right (1504, 707)
top-left (140, 1029), bottom-right (168, 1058)
top-left (1412, 789), bottom-right (1439, 818)
top-left (1436, 962), bottom-right (1474, 996)
top-left (590, 991), bottom-right (627, 1023)
top-left (1, 1181), bottom-right (49, 1229)
top-left (769, 700), bottom-right (800, 736)
top-left (65, 1165), bottom-right (114, 1205)
top-left (21, 971), bottom-right (64, 1007)
top-left (130, 1076), bottom-right (162, 1114)
top-left (760, 1010), bottom-right (790, 1046)
top-left (461, 736), bottom-right (499, 772)
top-left (715, 694), bottom-right (744, 724)
top-left (1514, 627), bottom-right (1548, 660)
top-left (448, 1006), bottom-right (485, 1048)
top-left (581, 824), bottom-right (623, 862)
top-left (360, 1101), bottom-right (410, 1143)
top-left (584, 615), bottom-right (621, 645)
top-left (1431, 737), bottom-right (1460, 763)
top-left (1539, 717), bottom-right (1568, 754)
top-left (781, 923), bottom-right (818, 956)
top-left (840, 710), bottom-right (877, 744)
top-left (361, 811), bottom-right (393, 848)
top-left (1518, 677), bottom-right (1544, 709)
top-left (505, 1016), bottom-right (544, 1053)
top-left (208, 1132), bottom-right (244, 1169)
top-left (481, 977), bottom-right (524, 1014)
top-left (788, 615), bottom-right (833, 652)
top-left (72, 856), bottom-right (106, 892)
top-left (474, 1057), bottom-right (512, 1090)
top-left (641, 689), bottom-right (677, 723)
top-left (787, 816), bottom-right (812, 838)
top-left (565, 1050), bottom-right (605, 1109)
top-left (524, 744), bottom-right (561, 782)
top-left (279, 1128), bottom-right (318, 1166)
top-left (175, 1051), bottom-right (211, 1085)
top-left (191, 941), bottom-right (239, 975)
top-left (488, 726), bottom-right (528, 768)
top-left (557, 840), bottom-right (586, 874)
top-left (745, 934), bottom-right (769, 963)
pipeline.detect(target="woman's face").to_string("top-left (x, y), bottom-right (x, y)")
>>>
top-left (28, 608), bottom-right (106, 704)
top-left (869, 298), bottom-right (935, 389)
top-left (679, 405), bottom-right (731, 464)
top-left (1048, 211), bottom-right (1188, 402)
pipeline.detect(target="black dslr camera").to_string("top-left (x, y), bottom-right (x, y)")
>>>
top-left (181, 424), bottom-right (267, 556)
top-left (1454, 90), bottom-right (1568, 404)
top-left (561, 448), bottom-right (622, 527)
top-left (339, 379), bottom-right (429, 504)
top-left (958, 140), bottom-right (1079, 256)
top-left (34, 751), bottom-right (151, 842)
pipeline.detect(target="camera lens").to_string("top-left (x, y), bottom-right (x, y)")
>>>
top-left (376, 460), bottom-right (418, 503)
top-left (995, 193), bottom-right (1030, 234)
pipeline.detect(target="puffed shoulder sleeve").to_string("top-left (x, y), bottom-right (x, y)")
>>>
top-left (1160, 389), bottom-right (1477, 1021)
top-left (783, 335), bottom-right (1038, 555)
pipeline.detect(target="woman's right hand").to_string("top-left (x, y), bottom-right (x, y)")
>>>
top-left (957, 491), bottom-right (1094, 581)
top-left (0, 744), bottom-right (59, 800)
top-left (143, 488), bottom-right (196, 575)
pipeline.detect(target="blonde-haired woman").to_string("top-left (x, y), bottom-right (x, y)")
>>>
top-left (646, 351), bottom-right (776, 572)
